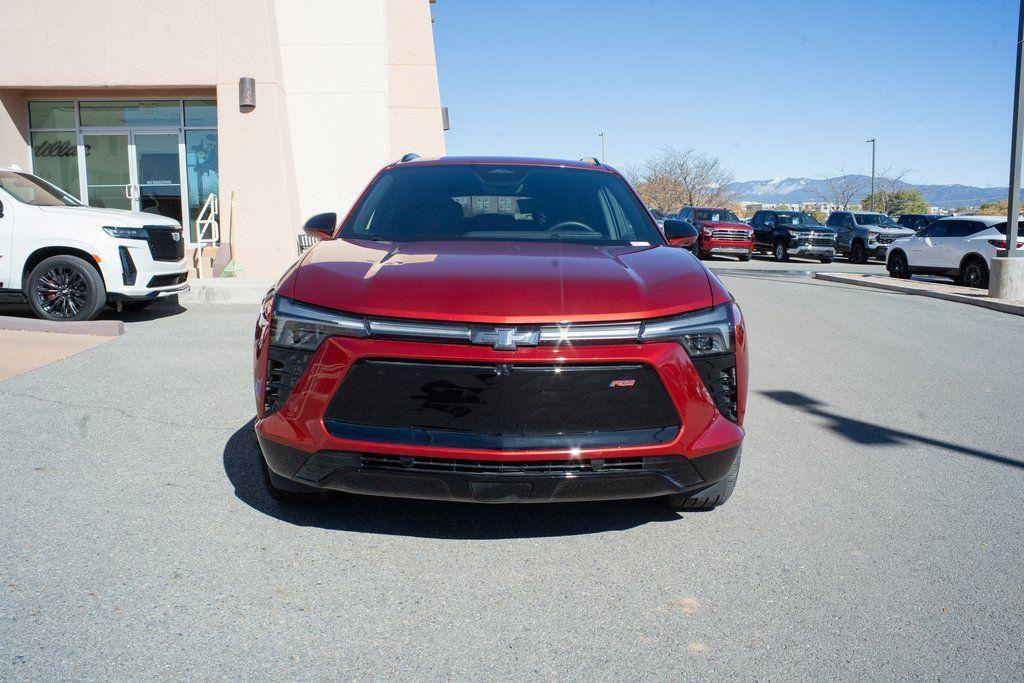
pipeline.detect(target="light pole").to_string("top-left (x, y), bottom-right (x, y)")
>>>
top-left (599, 132), bottom-right (606, 163)
top-left (990, 0), bottom-right (1024, 299)
top-left (866, 138), bottom-right (876, 211)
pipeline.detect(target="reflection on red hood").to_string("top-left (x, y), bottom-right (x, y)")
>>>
top-left (287, 239), bottom-right (714, 324)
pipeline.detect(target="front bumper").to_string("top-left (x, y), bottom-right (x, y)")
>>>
top-left (260, 435), bottom-right (741, 503)
top-left (254, 326), bottom-right (748, 504)
top-left (701, 237), bottom-right (753, 256)
top-left (788, 242), bottom-right (836, 257)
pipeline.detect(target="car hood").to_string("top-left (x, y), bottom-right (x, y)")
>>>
top-left (786, 225), bottom-right (837, 234)
top-left (37, 205), bottom-right (181, 227)
top-left (291, 239), bottom-right (715, 324)
top-left (699, 220), bottom-right (750, 230)
top-left (872, 226), bottom-right (915, 237)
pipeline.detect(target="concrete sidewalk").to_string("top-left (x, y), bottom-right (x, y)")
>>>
top-left (0, 329), bottom-right (116, 380)
top-left (815, 272), bottom-right (1024, 316)
top-left (179, 278), bottom-right (274, 305)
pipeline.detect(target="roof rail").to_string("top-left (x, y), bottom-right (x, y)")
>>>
top-left (579, 156), bottom-right (601, 166)
top-left (399, 152), bottom-right (421, 163)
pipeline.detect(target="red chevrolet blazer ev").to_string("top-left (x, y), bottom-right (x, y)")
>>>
top-left (253, 157), bottom-right (748, 510)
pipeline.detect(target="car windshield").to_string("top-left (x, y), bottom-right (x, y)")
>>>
top-left (0, 170), bottom-right (82, 207)
top-left (340, 164), bottom-right (664, 245)
top-left (856, 213), bottom-right (897, 227)
top-left (695, 209), bottom-right (739, 222)
top-left (775, 212), bottom-right (822, 227)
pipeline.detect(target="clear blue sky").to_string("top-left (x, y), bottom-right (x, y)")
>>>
top-left (432, 0), bottom-right (1017, 187)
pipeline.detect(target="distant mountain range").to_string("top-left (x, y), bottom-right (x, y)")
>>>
top-left (728, 175), bottom-right (1008, 209)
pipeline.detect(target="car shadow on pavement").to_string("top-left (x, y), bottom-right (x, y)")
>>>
top-left (760, 390), bottom-right (1024, 470)
top-left (223, 419), bottom-right (684, 538)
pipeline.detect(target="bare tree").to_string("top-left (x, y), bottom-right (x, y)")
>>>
top-left (627, 145), bottom-right (738, 213)
top-left (816, 167), bottom-right (865, 210)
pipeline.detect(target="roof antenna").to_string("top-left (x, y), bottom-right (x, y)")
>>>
top-left (399, 152), bottom-right (420, 163)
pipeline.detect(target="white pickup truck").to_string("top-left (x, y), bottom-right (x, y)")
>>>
top-left (0, 168), bottom-right (188, 321)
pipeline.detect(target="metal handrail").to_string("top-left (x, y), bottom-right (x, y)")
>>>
top-left (194, 193), bottom-right (219, 278)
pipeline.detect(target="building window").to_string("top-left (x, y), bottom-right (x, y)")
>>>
top-left (78, 100), bottom-right (182, 127)
top-left (498, 196), bottom-right (513, 213)
top-left (30, 131), bottom-right (80, 198)
top-left (475, 196), bottom-right (491, 212)
top-left (185, 129), bottom-right (219, 242)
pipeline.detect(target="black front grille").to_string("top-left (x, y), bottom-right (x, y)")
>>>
top-left (691, 353), bottom-right (739, 422)
top-left (264, 346), bottom-right (315, 413)
top-left (118, 246), bottom-right (137, 286)
top-left (146, 272), bottom-right (187, 287)
top-left (146, 227), bottom-right (185, 262)
top-left (324, 360), bottom-right (680, 450)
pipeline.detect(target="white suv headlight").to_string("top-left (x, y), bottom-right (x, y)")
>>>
top-left (103, 226), bottom-right (150, 239)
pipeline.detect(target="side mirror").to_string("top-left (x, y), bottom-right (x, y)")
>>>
top-left (663, 218), bottom-right (698, 247)
top-left (302, 212), bottom-right (337, 238)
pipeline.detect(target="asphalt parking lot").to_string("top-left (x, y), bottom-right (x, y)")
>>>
top-left (2, 269), bottom-right (1022, 679)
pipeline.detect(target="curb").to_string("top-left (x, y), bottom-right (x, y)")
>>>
top-left (0, 315), bottom-right (124, 336)
top-left (814, 273), bottom-right (1024, 316)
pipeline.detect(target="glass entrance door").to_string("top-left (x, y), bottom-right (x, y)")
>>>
top-left (132, 132), bottom-right (183, 224)
top-left (81, 131), bottom-right (185, 223)
top-left (82, 134), bottom-right (132, 210)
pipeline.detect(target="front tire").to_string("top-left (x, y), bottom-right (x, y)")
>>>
top-left (850, 240), bottom-right (868, 264)
top-left (887, 251), bottom-right (911, 279)
top-left (773, 239), bottom-right (790, 262)
top-left (960, 256), bottom-right (989, 289)
top-left (665, 451), bottom-right (741, 511)
top-left (737, 253), bottom-right (751, 262)
top-left (819, 254), bottom-right (834, 264)
top-left (692, 240), bottom-right (706, 260)
top-left (26, 255), bottom-right (106, 322)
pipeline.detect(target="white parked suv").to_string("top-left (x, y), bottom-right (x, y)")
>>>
top-left (885, 215), bottom-right (1023, 288)
top-left (0, 169), bottom-right (188, 321)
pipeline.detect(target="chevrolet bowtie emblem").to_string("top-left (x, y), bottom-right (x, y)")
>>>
top-left (471, 326), bottom-right (540, 351)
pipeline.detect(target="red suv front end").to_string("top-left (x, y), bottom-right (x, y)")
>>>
top-left (253, 158), bottom-right (748, 509)
top-left (684, 207), bottom-right (754, 261)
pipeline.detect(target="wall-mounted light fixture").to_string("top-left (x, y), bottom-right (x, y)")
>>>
top-left (442, 106), bottom-right (450, 131)
top-left (238, 77), bottom-right (256, 112)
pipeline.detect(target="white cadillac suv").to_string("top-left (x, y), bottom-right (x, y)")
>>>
top-left (0, 168), bottom-right (189, 321)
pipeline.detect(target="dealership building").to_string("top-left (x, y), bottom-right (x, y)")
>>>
top-left (0, 0), bottom-right (446, 278)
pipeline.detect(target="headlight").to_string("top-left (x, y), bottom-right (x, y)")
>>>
top-left (788, 230), bottom-right (804, 239)
top-left (639, 302), bottom-right (733, 356)
top-left (866, 231), bottom-right (878, 241)
top-left (103, 226), bottom-right (150, 239)
top-left (270, 296), bottom-right (368, 350)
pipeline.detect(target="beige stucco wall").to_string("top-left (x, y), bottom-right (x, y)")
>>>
top-left (0, 0), bottom-right (445, 279)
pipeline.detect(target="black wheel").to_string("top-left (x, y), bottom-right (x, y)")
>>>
top-left (773, 239), bottom-right (790, 262)
top-left (665, 451), bottom-right (741, 511)
top-left (26, 255), bottom-right (106, 322)
top-left (887, 251), bottom-right (911, 279)
top-left (960, 257), bottom-right (989, 289)
top-left (850, 240), bottom-right (868, 264)
top-left (819, 254), bottom-right (834, 264)
top-left (692, 240), bottom-right (705, 260)
top-left (260, 448), bottom-right (327, 504)
top-left (737, 253), bottom-right (751, 262)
